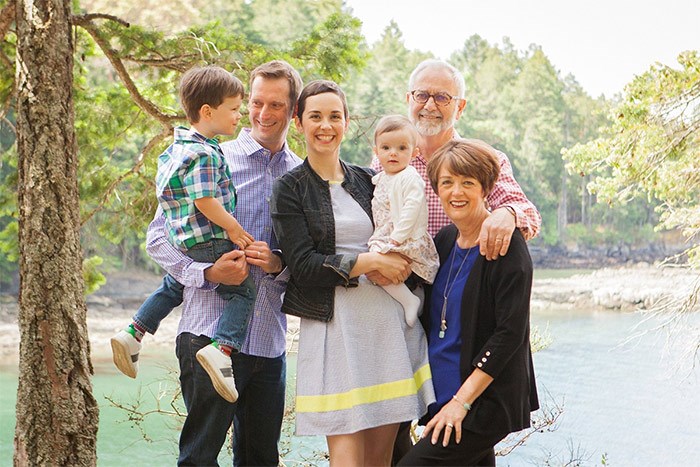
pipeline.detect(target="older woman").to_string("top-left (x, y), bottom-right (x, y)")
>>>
top-left (270, 80), bottom-right (435, 466)
top-left (398, 139), bottom-right (539, 466)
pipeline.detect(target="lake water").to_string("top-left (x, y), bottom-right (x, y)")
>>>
top-left (508, 307), bottom-right (700, 466)
top-left (1, 306), bottom-right (699, 466)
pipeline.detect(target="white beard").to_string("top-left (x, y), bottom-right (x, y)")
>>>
top-left (410, 108), bottom-right (458, 136)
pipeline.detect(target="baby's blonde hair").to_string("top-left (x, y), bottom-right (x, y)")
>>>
top-left (373, 115), bottom-right (418, 146)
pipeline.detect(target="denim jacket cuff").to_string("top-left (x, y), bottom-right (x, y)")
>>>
top-left (323, 253), bottom-right (358, 286)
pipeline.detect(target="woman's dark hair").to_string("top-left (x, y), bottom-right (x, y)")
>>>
top-left (296, 80), bottom-right (349, 122)
top-left (427, 139), bottom-right (501, 196)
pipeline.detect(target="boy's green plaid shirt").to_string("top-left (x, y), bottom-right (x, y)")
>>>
top-left (156, 127), bottom-right (237, 251)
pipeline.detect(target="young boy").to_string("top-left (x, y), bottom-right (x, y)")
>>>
top-left (110, 66), bottom-right (255, 403)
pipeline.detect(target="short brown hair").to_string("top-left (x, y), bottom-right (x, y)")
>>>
top-left (296, 80), bottom-right (348, 122)
top-left (249, 60), bottom-right (303, 118)
top-left (179, 66), bottom-right (244, 123)
top-left (374, 114), bottom-right (417, 145)
top-left (427, 139), bottom-right (501, 196)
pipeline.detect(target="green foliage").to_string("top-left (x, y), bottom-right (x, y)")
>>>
top-left (341, 22), bottom-right (431, 165)
top-left (450, 38), bottom-right (619, 245)
top-left (82, 255), bottom-right (107, 295)
top-left (564, 50), bottom-right (700, 265)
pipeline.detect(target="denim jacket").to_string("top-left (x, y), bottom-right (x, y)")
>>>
top-left (271, 159), bottom-right (375, 322)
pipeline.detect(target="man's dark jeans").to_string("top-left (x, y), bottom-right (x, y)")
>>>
top-left (176, 333), bottom-right (286, 466)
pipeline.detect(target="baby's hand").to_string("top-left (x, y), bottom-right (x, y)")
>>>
top-left (228, 226), bottom-right (254, 250)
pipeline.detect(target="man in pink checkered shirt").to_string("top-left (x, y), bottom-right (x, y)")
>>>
top-left (371, 59), bottom-right (541, 262)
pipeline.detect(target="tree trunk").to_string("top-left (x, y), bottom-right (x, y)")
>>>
top-left (14, 0), bottom-right (98, 465)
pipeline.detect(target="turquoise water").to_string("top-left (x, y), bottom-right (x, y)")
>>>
top-left (2, 307), bottom-right (700, 466)
top-left (1, 352), bottom-right (189, 466)
top-left (0, 350), bottom-right (324, 466)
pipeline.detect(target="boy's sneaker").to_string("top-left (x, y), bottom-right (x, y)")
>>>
top-left (196, 344), bottom-right (238, 403)
top-left (110, 329), bottom-right (142, 378)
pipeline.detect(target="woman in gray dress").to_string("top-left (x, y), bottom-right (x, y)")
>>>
top-left (271, 80), bottom-right (435, 466)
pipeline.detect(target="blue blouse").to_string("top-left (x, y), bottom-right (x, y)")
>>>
top-left (428, 242), bottom-right (480, 417)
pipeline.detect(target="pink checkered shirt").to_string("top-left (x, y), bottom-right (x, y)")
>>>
top-left (370, 148), bottom-right (541, 239)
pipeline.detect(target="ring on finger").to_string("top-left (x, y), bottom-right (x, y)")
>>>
top-left (446, 423), bottom-right (454, 428)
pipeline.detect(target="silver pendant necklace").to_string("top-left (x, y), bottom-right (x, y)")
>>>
top-left (439, 241), bottom-right (474, 339)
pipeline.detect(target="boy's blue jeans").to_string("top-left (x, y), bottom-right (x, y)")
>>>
top-left (133, 238), bottom-right (256, 350)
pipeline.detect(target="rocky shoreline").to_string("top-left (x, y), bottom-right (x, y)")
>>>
top-left (0, 264), bottom-right (697, 365)
top-left (532, 263), bottom-right (698, 311)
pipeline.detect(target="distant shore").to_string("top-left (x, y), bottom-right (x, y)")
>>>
top-left (533, 263), bottom-right (698, 311)
top-left (0, 264), bottom-right (697, 365)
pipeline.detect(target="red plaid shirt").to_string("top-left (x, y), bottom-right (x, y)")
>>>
top-left (370, 149), bottom-right (541, 239)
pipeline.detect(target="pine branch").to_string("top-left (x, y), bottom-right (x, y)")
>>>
top-left (121, 54), bottom-right (199, 72)
top-left (72, 14), bottom-right (179, 127)
top-left (81, 127), bottom-right (172, 226)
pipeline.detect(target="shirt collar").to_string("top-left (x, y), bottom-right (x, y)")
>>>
top-left (237, 128), bottom-right (293, 160)
top-left (415, 128), bottom-right (461, 164)
top-left (173, 126), bottom-right (221, 149)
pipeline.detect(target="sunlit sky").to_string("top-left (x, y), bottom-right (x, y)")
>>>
top-left (344, 0), bottom-right (700, 98)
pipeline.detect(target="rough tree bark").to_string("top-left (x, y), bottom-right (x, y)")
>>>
top-left (14, 0), bottom-right (98, 465)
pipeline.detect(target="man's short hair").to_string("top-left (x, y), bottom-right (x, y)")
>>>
top-left (408, 59), bottom-right (465, 98)
top-left (427, 139), bottom-right (500, 196)
top-left (373, 114), bottom-right (418, 146)
top-left (249, 60), bottom-right (303, 117)
top-left (179, 66), bottom-right (244, 124)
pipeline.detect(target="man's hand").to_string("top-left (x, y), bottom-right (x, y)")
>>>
top-left (478, 207), bottom-right (516, 261)
top-left (204, 249), bottom-right (249, 285)
top-left (244, 241), bottom-right (283, 274)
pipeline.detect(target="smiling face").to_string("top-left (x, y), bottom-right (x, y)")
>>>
top-left (200, 94), bottom-right (243, 138)
top-left (248, 76), bottom-right (293, 152)
top-left (295, 92), bottom-right (348, 158)
top-left (374, 128), bottom-right (418, 175)
top-left (407, 66), bottom-right (465, 137)
top-left (436, 167), bottom-right (487, 225)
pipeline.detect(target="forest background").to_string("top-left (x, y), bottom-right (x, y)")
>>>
top-left (0, 0), bottom-right (698, 291)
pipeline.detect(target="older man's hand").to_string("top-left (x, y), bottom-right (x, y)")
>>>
top-left (479, 207), bottom-right (516, 261)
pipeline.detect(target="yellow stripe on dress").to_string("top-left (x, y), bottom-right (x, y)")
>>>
top-left (296, 364), bottom-right (432, 413)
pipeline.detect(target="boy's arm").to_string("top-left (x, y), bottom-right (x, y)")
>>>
top-left (194, 196), bottom-right (254, 249)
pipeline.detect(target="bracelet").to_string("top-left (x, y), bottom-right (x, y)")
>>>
top-left (452, 394), bottom-right (472, 412)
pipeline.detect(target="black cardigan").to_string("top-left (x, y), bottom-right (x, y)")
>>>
top-left (422, 225), bottom-right (539, 435)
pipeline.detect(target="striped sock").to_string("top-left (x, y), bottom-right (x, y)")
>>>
top-left (127, 323), bottom-right (145, 342)
top-left (212, 340), bottom-right (232, 357)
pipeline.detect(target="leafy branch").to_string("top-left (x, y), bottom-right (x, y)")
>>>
top-left (80, 126), bottom-right (171, 226)
top-left (72, 13), bottom-right (180, 127)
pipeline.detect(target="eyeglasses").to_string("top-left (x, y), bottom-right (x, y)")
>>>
top-left (410, 90), bottom-right (461, 107)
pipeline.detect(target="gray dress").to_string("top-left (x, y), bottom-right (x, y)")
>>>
top-left (295, 183), bottom-right (436, 436)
